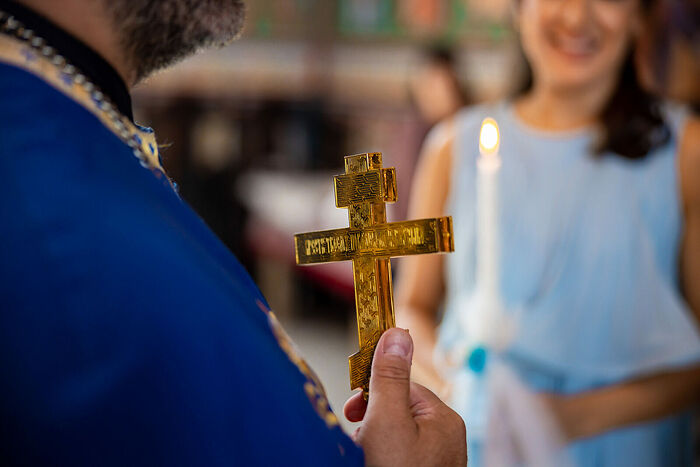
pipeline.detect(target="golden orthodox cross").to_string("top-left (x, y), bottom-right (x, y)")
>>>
top-left (294, 153), bottom-right (454, 397)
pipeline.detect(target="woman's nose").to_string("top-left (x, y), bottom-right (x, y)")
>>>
top-left (558, 0), bottom-right (594, 32)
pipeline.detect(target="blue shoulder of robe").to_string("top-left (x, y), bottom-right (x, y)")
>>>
top-left (0, 62), bottom-right (363, 466)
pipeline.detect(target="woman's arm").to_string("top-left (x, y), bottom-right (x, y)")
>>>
top-left (394, 120), bottom-right (455, 393)
top-left (546, 366), bottom-right (700, 440)
top-left (680, 117), bottom-right (700, 319)
top-left (547, 116), bottom-right (700, 441)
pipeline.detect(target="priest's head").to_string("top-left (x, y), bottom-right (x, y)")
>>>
top-left (17, 0), bottom-right (246, 85)
top-left (104, 0), bottom-right (246, 82)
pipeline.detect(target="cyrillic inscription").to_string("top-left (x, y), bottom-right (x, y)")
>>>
top-left (295, 218), bottom-right (452, 264)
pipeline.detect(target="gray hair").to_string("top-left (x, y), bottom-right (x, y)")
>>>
top-left (105, 0), bottom-right (246, 82)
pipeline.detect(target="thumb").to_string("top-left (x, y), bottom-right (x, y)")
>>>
top-left (367, 328), bottom-right (414, 417)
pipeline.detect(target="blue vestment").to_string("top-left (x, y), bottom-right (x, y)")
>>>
top-left (0, 62), bottom-right (363, 466)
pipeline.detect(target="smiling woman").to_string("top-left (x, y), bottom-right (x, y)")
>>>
top-left (395, 0), bottom-right (700, 465)
top-left (518, 0), bottom-right (669, 159)
top-left (521, 0), bottom-right (638, 90)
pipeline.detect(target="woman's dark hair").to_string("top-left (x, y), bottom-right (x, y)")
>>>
top-left (595, 51), bottom-right (670, 159)
top-left (517, 0), bottom-right (671, 160)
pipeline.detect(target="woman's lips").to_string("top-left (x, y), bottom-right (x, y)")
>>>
top-left (548, 33), bottom-right (598, 59)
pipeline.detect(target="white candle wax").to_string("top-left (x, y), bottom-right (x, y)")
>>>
top-left (458, 117), bottom-right (516, 358)
top-left (476, 118), bottom-right (502, 308)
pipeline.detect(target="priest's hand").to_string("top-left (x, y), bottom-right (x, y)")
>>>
top-left (343, 328), bottom-right (467, 467)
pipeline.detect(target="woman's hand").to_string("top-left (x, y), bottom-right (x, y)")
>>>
top-left (541, 365), bottom-right (700, 441)
top-left (540, 393), bottom-right (592, 441)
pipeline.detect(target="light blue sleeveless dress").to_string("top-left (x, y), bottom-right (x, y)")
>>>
top-left (438, 101), bottom-right (700, 466)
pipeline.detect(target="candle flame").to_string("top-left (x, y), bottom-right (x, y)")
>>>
top-left (479, 118), bottom-right (499, 155)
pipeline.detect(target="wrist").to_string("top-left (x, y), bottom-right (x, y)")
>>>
top-left (547, 394), bottom-right (597, 441)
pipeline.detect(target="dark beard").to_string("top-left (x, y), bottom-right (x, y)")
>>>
top-left (105, 0), bottom-right (246, 82)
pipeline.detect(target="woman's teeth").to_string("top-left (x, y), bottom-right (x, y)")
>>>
top-left (554, 36), bottom-right (596, 55)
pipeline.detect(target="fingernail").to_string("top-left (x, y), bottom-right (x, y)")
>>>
top-left (382, 329), bottom-right (411, 359)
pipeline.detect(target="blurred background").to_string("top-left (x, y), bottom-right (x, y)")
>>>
top-left (130, 0), bottom-right (699, 434)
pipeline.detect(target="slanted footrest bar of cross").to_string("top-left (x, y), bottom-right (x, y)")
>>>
top-left (294, 216), bottom-right (454, 265)
top-left (349, 345), bottom-right (375, 391)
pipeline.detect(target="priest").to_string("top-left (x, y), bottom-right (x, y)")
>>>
top-left (0, 1), bottom-right (466, 465)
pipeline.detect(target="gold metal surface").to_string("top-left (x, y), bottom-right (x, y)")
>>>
top-left (334, 168), bottom-right (397, 207)
top-left (294, 153), bottom-right (454, 397)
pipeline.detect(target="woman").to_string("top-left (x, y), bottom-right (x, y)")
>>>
top-left (396, 0), bottom-right (700, 465)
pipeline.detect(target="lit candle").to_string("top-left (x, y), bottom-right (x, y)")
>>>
top-left (453, 117), bottom-right (509, 374)
top-left (476, 118), bottom-right (501, 306)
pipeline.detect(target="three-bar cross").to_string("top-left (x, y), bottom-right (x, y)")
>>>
top-left (295, 153), bottom-right (454, 397)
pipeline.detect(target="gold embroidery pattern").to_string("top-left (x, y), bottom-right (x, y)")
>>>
top-left (0, 14), bottom-right (171, 186)
top-left (257, 300), bottom-right (340, 429)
